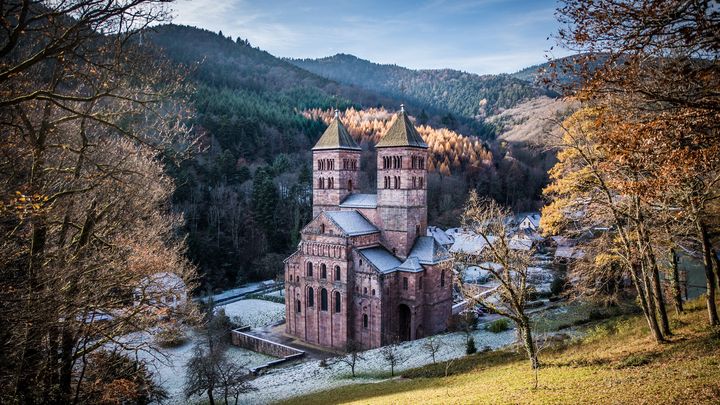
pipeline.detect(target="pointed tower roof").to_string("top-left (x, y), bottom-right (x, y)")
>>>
top-left (376, 104), bottom-right (428, 149)
top-left (312, 110), bottom-right (361, 151)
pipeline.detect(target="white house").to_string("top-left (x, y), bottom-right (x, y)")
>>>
top-left (518, 213), bottom-right (541, 232)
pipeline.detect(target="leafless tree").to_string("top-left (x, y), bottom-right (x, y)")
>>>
top-left (329, 339), bottom-right (366, 378)
top-left (380, 337), bottom-right (407, 377)
top-left (453, 190), bottom-right (539, 369)
top-left (422, 336), bottom-right (445, 364)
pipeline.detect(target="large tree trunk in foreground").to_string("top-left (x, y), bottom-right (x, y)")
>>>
top-left (698, 222), bottom-right (719, 326)
top-left (519, 317), bottom-right (539, 370)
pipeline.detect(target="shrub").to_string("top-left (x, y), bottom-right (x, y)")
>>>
top-left (155, 323), bottom-right (188, 348)
top-left (588, 309), bottom-right (608, 321)
top-left (487, 318), bottom-right (510, 333)
top-left (551, 274), bottom-right (567, 296)
top-left (466, 337), bottom-right (477, 354)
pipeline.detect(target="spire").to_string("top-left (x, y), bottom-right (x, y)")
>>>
top-left (312, 110), bottom-right (361, 151)
top-left (376, 105), bottom-right (428, 149)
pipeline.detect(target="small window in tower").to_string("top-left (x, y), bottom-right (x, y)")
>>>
top-left (348, 179), bottom-right (352, 191)
top-left (363, 287), bottom-right (367, 294)
top-left (372, 289), bottom-right (376, 296)
top-left (335, 265), bottom-right (341, 281)
top-left (334, 291), bottom-right (341, 313)
top-left (419, 276), bottom-right (423, 290)
top-left (296, 299), bottom-right (301, 313)
top-left (307, 262), bottom-right (313, 277)
top-left (321, 263), bottom-right (327, 279)
top-left (359, 259), bottom-right (363, 266)
top-left (363, 314), bottom-right (368, 328)
top-left (307, 287), bottom-right (314, 307)
top-left (419, 177), bottom-right (424, 188)
top-left (412, 177), bottom-right (417, 188)
top-left (403, 277), bottom-right (408, 290)
top-left (320, 224), bottom-right (325, 234)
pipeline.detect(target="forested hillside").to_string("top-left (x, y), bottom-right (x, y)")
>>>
top-left (145, 25), bottom-right (554, 289)
top-left (290, 54), bottom-right (556, 138)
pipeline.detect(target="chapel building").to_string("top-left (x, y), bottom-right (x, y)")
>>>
top-left (283, 107), bottom-right (452, 350)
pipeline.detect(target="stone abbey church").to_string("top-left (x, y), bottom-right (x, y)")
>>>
top-left (284, 108), bottom-right (452, 350)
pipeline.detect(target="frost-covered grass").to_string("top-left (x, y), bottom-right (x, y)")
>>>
top-left (218, 298), bottom-right (285, 328)
top-left (118, 329), bottom-right (274, 404)
top-left (240, 326), bottom-right (516, 405)
top-left (282, 298), bottom-right (720, 405)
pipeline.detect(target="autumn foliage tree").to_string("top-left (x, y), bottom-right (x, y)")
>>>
top-left (0, 1), bottom-right (199, 403)
top-left (543, 0), bottom-right (720, 338)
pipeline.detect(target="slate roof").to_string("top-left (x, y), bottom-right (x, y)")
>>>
top-left (325, 211), bottom-right (379, 236)
top-left (408, 236), bottom-right (450, 264)
top-left (555, 246), bottom-right (585, 260)
top-left (397, 257), bottom-right (423, 272)
top-left (376, 110), bottom-right (428, 149)
top-left (339, 193), bottom-right (377, 209)
top-left (427, 226), bottom-right (454, 247)
top-left (312, 114), bottom-right (361, 151)
top-left (449, 233), bottom-right (495, 256)
top-left (358, 246), bottom-right (402, 273)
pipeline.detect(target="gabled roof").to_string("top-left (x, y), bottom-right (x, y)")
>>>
top-left (339, 193), bottom-right (377, 209)
top-left (358, 246), bottom-right (401, 273)
top-left (427, 226), bottom-right (454, 247)
top-left (376, 109), bottom-right (428, 149)
top-left (449, 233), bottom-right (495, 256)
top-left (397, 257), bottom-right (423, 273)
top-left (408, 236), bottom-right (450, 265)
top-left (312, 113), bottom-right (361, 151)
top-left (325, 211), bottom-right (379, 236)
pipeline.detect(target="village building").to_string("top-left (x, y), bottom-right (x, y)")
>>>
top-left (283, 108), bottom-right (453, 350)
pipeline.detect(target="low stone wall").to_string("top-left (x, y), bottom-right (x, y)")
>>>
top-left (231, 327), bottom-right (305, 374)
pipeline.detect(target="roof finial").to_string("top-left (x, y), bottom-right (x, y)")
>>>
top-left (400, 103), bottom-right (405, 113)
top-left (334, 108), bottom-right (339, 119)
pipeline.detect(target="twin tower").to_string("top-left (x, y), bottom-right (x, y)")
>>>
top-left (311, 107), bottom-right (428, 258)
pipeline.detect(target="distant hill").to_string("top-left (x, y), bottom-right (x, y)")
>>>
top-left (289, 54), bottom-right (555, 127)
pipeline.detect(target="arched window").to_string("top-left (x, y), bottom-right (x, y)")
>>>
top-left (320, 288), bottom-right (328, 311)
top-left (306, 262), bottom-right (313, 277)
top-left (441, 270), bottom-right (445, 287)
top-left (403, 277), bottom-right (408, 290)
top-left (363, 314), bottom-right (369, 328)
top-left (296, 275), bottom-right (299, 283)
top-left (334, 292), bottom-right (341, 313)
top-left (296, 299), bottom-right (301, 313)
top-left (307, 287), bottom-right (314, 307)
top-left (320, 224), bottom-right (325, 234)
top-left (363, 287), bottom-right (367, 295)
top-left (348, 179), bottom-right (352, 191)
top-left (321, 263), bottom-right (327, 279)
top-left (419, 177), bottom-right (424, 188)
top-left (335, 265), bottom-right (341, 281)
top-left (372, 289), bottom-right (376, 296)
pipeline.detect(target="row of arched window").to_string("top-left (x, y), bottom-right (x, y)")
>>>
top-left (300, 287), bottom-right (342, 313)
top-left (306, 262), bottom-right (342, 281)
top-left (317, 159), bottom-right (335, 170)
top-left (302, 242), bottom-right (343, 259)
top-left (381, 155), bottom-right (403, 169)
top-left (317, 177), bottom-right (334, 189)
top-left (411, 155), bottom-right (426, 169)
top-left (383, 176), bottom-right (401, 189)
top-left (342, 158), bottom-right (358, 170)
top-left (411, 176), bottom-right (424, 189)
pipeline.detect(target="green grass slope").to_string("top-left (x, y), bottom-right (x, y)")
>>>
top-left (281, 298), bottom-right (720, 404)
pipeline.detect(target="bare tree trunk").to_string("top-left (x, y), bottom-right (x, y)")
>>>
top-left (670, 249), bottom-right (683, 314)
top-left (641, 261), bottom-right (665, 342)
top-left (698, 222), bottom-right (719, 326)
top-left (712, 248), bottom-right (720, 292)
top-left (519, 319), bottom-right (539, 369)
top-left (636, 203), bottom-right (671, 336)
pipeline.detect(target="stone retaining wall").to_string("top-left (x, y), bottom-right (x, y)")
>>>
top-left (230, 327), bottom-right (305, 374)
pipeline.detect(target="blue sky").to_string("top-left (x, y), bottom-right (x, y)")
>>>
top-left (171, 0), bottom-right (569, 75)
